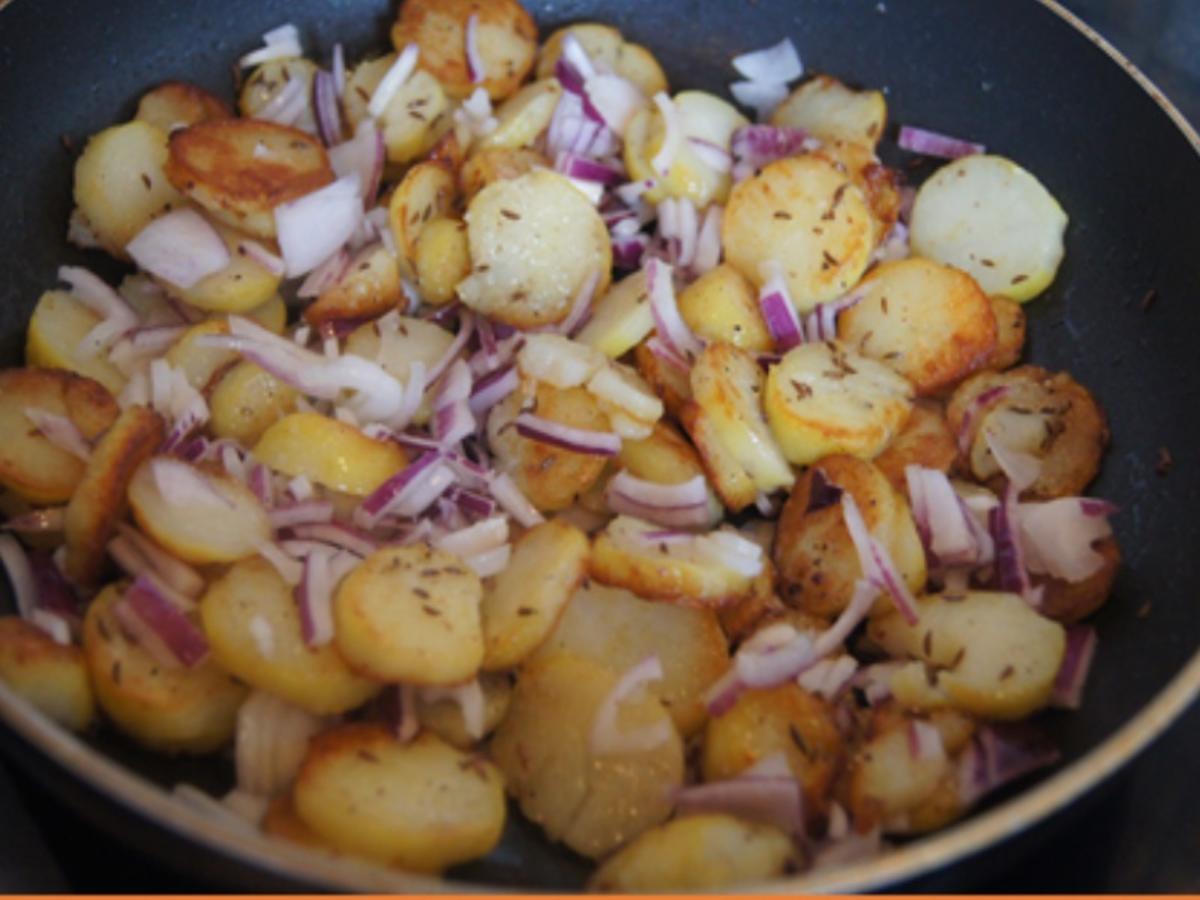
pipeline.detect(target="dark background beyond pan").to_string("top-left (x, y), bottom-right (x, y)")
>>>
top-left (0, 0), bottom-right (1197, 890)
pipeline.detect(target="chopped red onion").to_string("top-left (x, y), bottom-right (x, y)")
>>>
top-left (688, 137), bottom-right (733, 173)
top-left (650, 92), bottom-right (684, 176)
top-left (239, 23), bottom-right (303, 69)
top-left (312, 69), bottom-right (343, 147)
top-left (515, 412), bottom-right (621, 456)
top-left (905, 465), bottom-right (992, 569)
top-left (842, 493), bottom-right (920, 625)
top-left (328, 120), bottom-right (385, 205)
top-left (463, 13), bottom-right (485, 84)
top-left (613, 178), bottom-right (655, 207)
top-left (555, 152), bottom-right (624, 185)
top-left (296, 548), bottom-right (335, 646)
top-left (989, 483), bottom-right (1039, 605)
top-left (268, 500), bottom-right (335, 530)
top-left (591, 655), bottom-right (673, 755)
top-left (150, 458), bottom-right (234, 511)
top-left (274, 175), bottom-right (363, 277)
top-left (757, 271), bottom-right (804, 351)
top-left (446, 486), bottom-right (497, 519)
top-left (801, 289), bottom-right (864, 344)
top-left (729, 80), bottom-right (790, 122)
top-left (1018, 498), bottom-right (1114, 582)
top-left (254, 539), bottom-right (305, 585)
top-left (114, 522), bottom-right (205, 598)
top-left (553, 270), bottom-right (602, 337)
top-left (606, 471), bottom-right (711, 529)
top-left (125, 574), bottom-right (210, 667)
top-left (368, 43), bottom-right (419, 117)
top-left (434, 515), bottom-right (508, 560)
top-left (247, 463), bottom-right (273, 507)
top-left (674, 765), bottom-right (805, 838)
top-left (487, 471), bottom-right (544, 528)
top-left (983, 427), bottom-right (1042, 493)
top-left (235, 690), bottom-right (326, 796)
top-left (126, 208), bottom-right (231, 290)
top-left (432, 359), bottom-right (476, 446)
top-left (58, 266), bottom-right (138, 357)
top-left (731, 38), bottom-right (803, 84)
top-left (898, 125), bottom-right (985, 160)
top-left (612, 233), bottom-right (649, 270)
top-left (23, 408), bottom-right (91, 461)
top-left (560, 33), bottom-right (596, 82)
top-left (645, 258), bottom-right (704, 359)
top-left (851, 661), bottom-right (905, 707)
top-left (356, 452), bottom-right (455, 527)
top-left (585, 73), bottom-right (646, 136)
top-left (469, 366), bottom-right (519, 418)
top-left (957, 725), bottom-right (1060, 808)
top-left (28, 608), bottom-right (71, 646)
top-left (907, 719), bottom-right (946, 761)
top-left (425, 312), bottom-right (475, 388)
top-left (111, 597), bottom-right (182, 669)
top-left (1051, 625), bottom-right (1097, 710)
top-left (796, 654), bottom-right (859, 700)
top-left (288, 522), bottom-right (378, 558)
top-left (955, 384), bottom-right (1011, 453)
top-left (331, 42), bottom-right (346, 96)
top-left (692, 204), bottom-right (723, 275)
top-left (731, 124), bottom-right (811, 179)
top-left (645, 335), bottom-right (690, 373)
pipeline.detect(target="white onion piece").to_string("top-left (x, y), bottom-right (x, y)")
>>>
top-left (585, 73), bottom-right (646, 136)
top-left (150, 458), bottom-right (234, 511)
top-left (645, 257), bottom-right (703, 359)
top-left (23, 408), bottom-right (91, 461)
top-left (688, 137), bottom-right (733, 173)
top-left (463, 543), bottom-right (511, 577)
top-left (650, 92), bottom-right (684, 176)
top-left (239, 23), bottom-right (303, 69)
top-left (731, 38), bottom-right (803, 84)
top-left (268, 500), bottom-right (336, 531)
top-left (368, 43), bottom-right (419, 118)
top-left (126, 208), bottom-right (231, 290)
top-left (487, 471), bottom-right (544, 528)
top-left (674, 762), bottom-right (804, 837)
top-left (433, 516), bottom-right (508, 560)
top-left (355, 452), bottom-right (456, 527)
top-left (692, 204), bottom-right (723, 276)
top-left (235, 690), bottom-right (326, 796)
top-left (454, 86), bottom-right (498, 139)
top-left (253, 540), bottom-right (304, 586)
top-left (236, 239), bottom-right (286, 277)
top-left (898, 125), bottom-right (985, 160)
top-left (606, 472), bottom-right (710, 529)
top-left (1017, 498), bottom-right (1113, 582)
top-left (955, 385), bottom-right (1010, 453)
top-left (28, 608), bottom-right (71, 646)
top-left (796, 654), bottom-right (859, 700)
top-left (729, 80), bottom-right (789, 122)
top-left (58, 265), bottom-right (138, 357)
top-left (274, 175), bottom-right (362, 277)
top-left (331, 42), bottom-right (346, 96)
top-left (0, 534), bottom-right (37, 619)
top-left (111, 597), bottom-right (183, 670)
top-left (551, 271), bottom-right (601, 337)
top-left (464, 13), bottom-right (485, 84)
top-left (841, 493), bottom-right (920, 625)
top-left (907, 719), bottom-right (946, 761)
top-left (590, 655), bottom-right (672, 756)
top-left (288, 523), bottom-right (377, 558)
top-left (328, 120), bottom-right (385, 204)
top-left (420, 678), bottom-right (487, 740)
top-left (114, 522), bottom-right (205, 598)
top-left (560, 33), bottom-right (596, 82)
top-left (254, 75), bottom-right (308, 127)
top-left (983, 427), bottom-right (1043, 493)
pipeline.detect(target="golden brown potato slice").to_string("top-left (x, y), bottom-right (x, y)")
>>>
top-left (388, 161), bottom-right (458, 265)
top-left (589, 814), bottom-right (800, 892)
top-left (845, 714), bottom-right (952, 833)
top-left (0, 616), bottom-right (95, 731)
top-left (334, 544), bottom-right (484, 685)
top-left (723, 154), bottom-right (874, 311)
top-left (0, 368), bottom-right (118, 504)
top-left (481, 519), bottom-right (589, 671)
top-left (872, 401), bottom-right (958, 493)
top-left (293, 726), bottom-right (505, 871)
top-left (946, 365), bottom-right (1108, 500)
top-left (459, 146), bottom-right (547, 202)
top-left (413, 217), bottom-right (471, 306)
top-left (84, 584), bottom-right (246, 753)
top-left (64, 406), bottom-right (164, 584)
top-left (486, 379), bottom-right (610, 512)
top-left (162, 320), bottom-right (240, 392)
top-left (390, 0), bottom-right (538, 101)
top-left (302, 244), bottom-right (402, 326)
top-left (1036, 536), bottom-right (1120, 624)
top-left (201, 557), bottom-right (380, 716)
top-left (532, 580), bottom-right (730, 737)
top-left (986, 295), bottom-right (1027, 370)
top-left (342, 59), bottom-right (449, 165)
top-left (161, 221), bottom-right (282, 315)
top-left (838, 258), bottom-right (997, 396)
top-left (773, 454), bottom-right (925, 618)
top-left (252, 412), bottom-right (408, 497)
top-left (702, 683), bottom-right (844, 824)
top-left (679, 399), bottom-right (757, 512)
top-left (136, 81), bottom-right (231, 133)
top-left (165, 119), bottom-right (333, 238)
top-left (677, 264), bottom-right (773, 353)
top-left (771, 75), bottom-right (887, 149)
top-left (491, 652), bottom-right (684, 859)
top-left (262, 791), bottom-right (333, 850)
top-left (239, 58), bottom-right (319, 134)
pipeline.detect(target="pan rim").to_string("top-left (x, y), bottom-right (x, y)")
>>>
top-left (0, 0), bottom-right (1198, 891)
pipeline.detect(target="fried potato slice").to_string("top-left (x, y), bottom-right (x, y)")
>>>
top-left (458, 170), bottom-right (612, 328)
top-left (771, 74), bottom-right (887, 149)
top-left (416, 671), bottom-right (513, 749)
top-left (64, 406), bottom-right (164, 584)
top-left (162, 319), bottom-right (240, 391)
top-left (128, 457), bottom-right (271, 564)
top-left (838, 257), bottom-right (997, 396)
top-left (414, 217), bottom-right (471, 306)
top-left (678, 264), bottom-right (773, 353)
top-left (480, 78), bottom-right (562, 151)
top-left (252, 413), bottom-right (408, 497)
top-left (201, 557), bottom-right (380, 715)
top-left (722, 154), bottom-right (874, 311)
top-left (334, 543), bottom-right (484, 685)
top-left (486, 379), bottom-right (610, 512)
top-left (25, 291), bottom-right (128, 394)
top-left (986, 295), bottom-right (1027, 371)
top-left (491, 652), bottom-right (683, 859)
top-left (872, 401), bottom-right (958, 493)
top-left (342, 58), bottom-right (448, 165)
top-left (136, 81), bottom-right (231, 133)
top-left (161, 220), bottom-right (282, 314)
top-left (576, 269), bottom-right (654, 359)
top-left (73, 120), bottom-right (185, 257)
top-left (590, 814), bottom-right (799, 892)
top-left (388, 160), bottom-right (458, 265)
top-left (239, 58), bottom-right (319, 135)
top-left (481, 519), bottom-right (589, 671)
top-left (84, 583), bottom-right (246, 753)
top-left (0, 367), bottom-right (118, 504)
top-left (209, 361), bottom-right (299, 447)
top-left (391, 0), bottom-right (538, 101)
top-left (537, 23), bottom-right (668, 96)
top-left (293, 726), bottom-right (505, 871)
top-left (302, 243), bottom-right (401, 326)
top-left (166, 119), bottom-right (333, 238)
top-left (532, 580), bottom-right (730, 737)
top-left (0, 616), bottom-right (95, 732)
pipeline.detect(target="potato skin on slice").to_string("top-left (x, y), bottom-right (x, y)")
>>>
top-left (165, 119), bottom-right (333, 238)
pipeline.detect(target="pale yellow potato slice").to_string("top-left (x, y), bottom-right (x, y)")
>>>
top-left (458, 170), bottom-right (612, 328)
top-left (532, 580), bottom-right (729, 737)
top-left (136, 81), bottom-right (231, 133)
top-left (723, 154), bottom-right (874, 311)
top-left (84, 584), bottom-right (246, 753)
top-left (25, 290), bottom-right (128, 394)
top-left (342, 58), bottom-right (448, 165)
top-left (869, 591), bottom-right (1067, 720)
top-left (387, 160), bottom-right (458, 265)
top-left (201, 557), bottom-right (380, 716)
top-left (590, 814), bottom-right (799, 892)
top-left (252, 412), bottom-right (408, 497)
top-left (128, 457), bottom-right (271, 565)
top-left (0, 367), bottom-right (118, 504)
top-left (910, 154), bottom-right (1068, 302)
top-left (480, 78), bottom-right (562, 151)
top-left (165, 119), bottom-right (333, 239)
top-left (0, 616), bottom-right (95, 732)
top-left (481, 519), bottom-right (589, 671)
top-left (162, 320), bottom-right (240, 392)
top-left (73, 120), bottom-right (185, 257)
top-left (771, 75), bottom-right (887, 148)
top-left (678, 264), bottom-right (773, 353)
top-left (414, 217), bottom-right (471, 306)
top-left (334, 544), bottom-right (483, 685)
top-left (208, 361), bottom-right (299, 447)
top-left (294, 726), bottom-right (505, 871)
top-left (763, 340), bottom-right (914, 465)
top-left (575, 269), bottom-right (654, 359)
top-left (491, 652), bottom-right (684, 859)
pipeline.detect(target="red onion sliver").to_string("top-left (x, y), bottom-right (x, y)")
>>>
top-left (296, 549), bottom-right (335, 646)
top-left (420, 679), bottom-right (487, 740)
top-left (0, 534), bottom-right (37, 619)
top-left (898, 125), bottom-right (985, 160)
top-left (984, 427), bottom-right (1043, 493)
top-left (368, 43), bottom-right (419, 118)
top-left (115, 522), bottom-right (205, 598)
top-left (674, 772), bottom-right (805, 838)
top-left (956, 725), bottom-right (1060, 808)
top-left (487, 471), bottom-right (544, 528)
top-left (328, 120), bottom-right (385, 205)
top-left (645, 257), bottom-right (703, 359)
top-left (23, 408), bottom-right (91, 461)
top-left (757, 275), bottom-right (804, 351)
top-left (331, 43), bottom-right (346, 96)
top-left (1051, 625), bottom-right (1097, 710)
top-left (312, 69), bottom-right (343, 146)
top-left (1017, 497), bottom-right (1113, 582)
top-left (3, 508), bottom-right (66, 534)
top-left (688, 137), bottom-right (733, 173)
top-left (955, 384), bottom-right (1010, 453)
top-left (514, 412), bottom-right (621, 456)
top-left (907, 719), bottom-right (946, 761)
top-left (590, 655), bottom-right (672, 755)
top-left (268, 500), bottom-right (336, 531)
top-left (289, 523), bottom-right (378, 558)
top-left (469, 365), bottom-right (519, 418)
top-left (125, 574), bottom-right (210, 667)
top-left (253, 76), bottom-right (308, 127)
top-left (254, 539), bottom-right (304, 585)
top-left (841, 493), bottom-right (920, 625)
top-left (584, 72), bottom-right (646, 136)
top-left (989, 483), bottom-right (1038, 605)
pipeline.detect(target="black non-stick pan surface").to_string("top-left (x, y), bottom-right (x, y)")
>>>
top-left (1, 0), bottom-right (1198, 891)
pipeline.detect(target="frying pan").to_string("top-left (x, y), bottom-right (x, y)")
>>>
top-left (0, 0), bottom-right (1197, 890)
